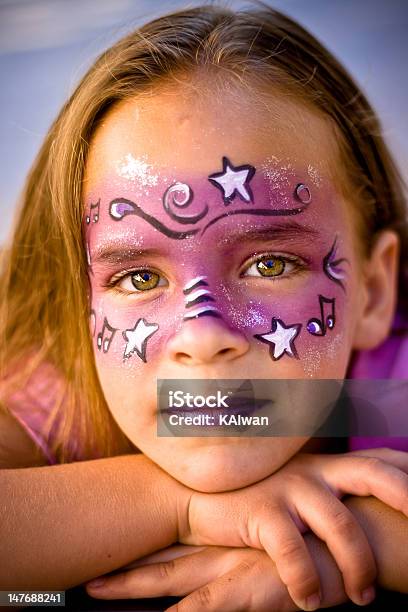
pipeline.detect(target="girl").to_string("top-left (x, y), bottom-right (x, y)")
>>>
top-left (0, 2), bottom-right (407, 611)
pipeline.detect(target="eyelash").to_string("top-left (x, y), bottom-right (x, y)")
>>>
top-left (240, 252), bottom-right (308, 280)
top-left (104, 252), bottom-right (308, 295)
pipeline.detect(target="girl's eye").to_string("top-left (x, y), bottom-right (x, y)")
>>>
top-left (243, 254), bottom-right (301, 279)
top-left (114, 269), bottom-right (167, 293)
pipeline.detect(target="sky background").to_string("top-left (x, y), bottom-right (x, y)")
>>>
top-left (0, 0), bottom-right (407, 244)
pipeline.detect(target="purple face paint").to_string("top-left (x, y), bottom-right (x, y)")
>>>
top-left (85, 155), bottom-right (348, 369)
top-left (306, 295), bottom-right (336, 336)
top-left (323, 236), bottom-right (349, 291)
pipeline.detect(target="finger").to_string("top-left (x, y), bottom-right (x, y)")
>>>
top-left (324, 453), bottom-right (408, 516)
top-left (165, 555), bottom-right (289, 612)
top-left (86, 547), bottom-right (243, 599)
top-left (124, 545), bottom-right (207, 569)
top-left (294, 481), bottom-right (376, 607)
top-left (255, 503), bottom-right (322, 611)
top-left (346, 448), bottom-right (408, 473)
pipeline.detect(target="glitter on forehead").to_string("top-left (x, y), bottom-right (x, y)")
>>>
top-left (307, 164), bottom-right (323, 187)
top-left (115, 153), bottom-right (162, 187)
top-left (259, 155), bottom-right (294, 205)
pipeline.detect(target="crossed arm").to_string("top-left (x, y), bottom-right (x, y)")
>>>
top-left (1, 444), bottom-right (407, 611)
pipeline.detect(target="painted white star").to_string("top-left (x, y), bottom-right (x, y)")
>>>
top-left (208, 156), bottom-right (255, 204)
top-left (122, 318), bottom-right (159, 362)
top-left (255, 318), bottom-right (302, 361)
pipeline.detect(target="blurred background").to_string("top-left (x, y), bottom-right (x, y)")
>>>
top-left (0, 0), bottom-right (407, 243)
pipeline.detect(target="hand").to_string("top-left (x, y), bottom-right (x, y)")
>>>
top-left (85, 540), bottom-right (349, 611)
top-left (182, 448), bottom-right (408, 610)
top-left (85, 544), bottom-right (302, 611)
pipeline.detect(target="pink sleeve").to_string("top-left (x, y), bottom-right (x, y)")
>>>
top-left (1, 360), bottom-right (65, 465)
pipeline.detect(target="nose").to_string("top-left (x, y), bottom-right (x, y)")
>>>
top-left (166, 316), bottom-right (250, 366)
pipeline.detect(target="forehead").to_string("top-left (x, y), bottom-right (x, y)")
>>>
top-left (82, 86), bottom-right (350, 250)
top-left (83, 85), bottom-right (338, 186)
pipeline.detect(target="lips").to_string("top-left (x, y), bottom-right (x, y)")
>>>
top-left (158, 378), bottom-right (273, 419)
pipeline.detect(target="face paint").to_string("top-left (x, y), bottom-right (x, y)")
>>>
top-left (86, 155), bottom-right (345, 374)
top-left (295, 183), bottom-right (312, 204)
top-left (182, 276), bottom-right (221, 320)
top-left (122, 318), bottom-right (159, 362)
top-left (162, 182), bottom-right (208, 224)
top-left (254, 318), bottom-right (302, 360)
top-left (109, 197), bottom-right (199, 239)
top-left (306, 295), bottom-right (336, 336)
top-left (107, 157), bottom-right (312, 241)
top-left (323, 236), bottom-right (348, 291)
top-left (96, 316), bottom-right (118, 353)
top-left (208, 156), bottom-right (256, 205)
top-left (85, 199), bottom-right (101, 225)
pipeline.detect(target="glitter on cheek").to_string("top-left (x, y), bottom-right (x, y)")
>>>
top-left (301, 346), bottom-right (322, 378)
top-left (217, 279), bottom-right (270, 330)
top-left (325, 331), bottom-right (346, 362)
top-left (301, 330), bottom-right (345, 378)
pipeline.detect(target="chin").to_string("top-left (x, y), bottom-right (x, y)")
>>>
top-left (159, 441), bottom-right (287, 493)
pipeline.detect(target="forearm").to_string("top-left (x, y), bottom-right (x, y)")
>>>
top-left (344, 496), bottom-right (408, 593)
top-left (0, 454), bottom-right (190, 590)
top-left (304, 495), bottom-right (408, 607)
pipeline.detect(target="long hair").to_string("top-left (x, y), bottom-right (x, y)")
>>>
top-left (0, 2), bottom-right (406, 463)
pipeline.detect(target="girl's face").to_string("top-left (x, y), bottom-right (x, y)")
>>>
top-left (83, 85), bottom-right (364, 491)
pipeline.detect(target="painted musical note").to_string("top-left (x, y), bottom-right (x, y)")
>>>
top-left (86, 199), bottom-right (101, 224)
top-left (96, 317), bottom-right (118, 353)
top-left (307, 295), bottom-right (336, 336)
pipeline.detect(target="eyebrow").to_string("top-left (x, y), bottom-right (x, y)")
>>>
top-left (91, 221), bottom-right (321, 265)
top-left (92, 245), bottom-right (164, 265)
top-left (217, 221), bottom-right (320, 248)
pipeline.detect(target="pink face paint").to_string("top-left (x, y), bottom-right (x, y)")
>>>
top-left (84, 155), bottom-right (349, 368)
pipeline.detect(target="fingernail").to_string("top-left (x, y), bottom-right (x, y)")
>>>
top-left (304, 593), bottom-right (321, 610)
top-left (87, 578), bottom-right (106, 589)
top-left (360, 586), bottom-right (375, 605)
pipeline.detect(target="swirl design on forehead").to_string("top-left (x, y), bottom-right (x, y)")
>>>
top-left (163, 182), bottom-right (209, 224)
top-left (108, 157), bottom-right (312, 239)
top-left (109, 198), bottom-right (199, 239)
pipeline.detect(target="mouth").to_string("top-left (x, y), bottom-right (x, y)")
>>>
top-left (158, 378), bottom-right (273, 421)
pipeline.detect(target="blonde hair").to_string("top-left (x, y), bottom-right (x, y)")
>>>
top-left (1, 2), bottom-right (406, 463)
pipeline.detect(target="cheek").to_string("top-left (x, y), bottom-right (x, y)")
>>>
top-left (222, 277), bottom-right (350, 375)
top-left (88, 271), bottom-right (353, 389)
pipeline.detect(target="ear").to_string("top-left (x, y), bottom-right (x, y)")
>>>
top-left (352, 230), bottom-right (399, 350)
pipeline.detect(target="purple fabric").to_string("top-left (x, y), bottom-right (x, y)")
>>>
top-left (347, 311), bottom-right (408, 451)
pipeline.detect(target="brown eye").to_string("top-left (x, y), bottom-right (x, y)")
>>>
top-left (256, 257), bottom-right (285, 277)
top-left (130, 270), bottom-right (160, 291)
